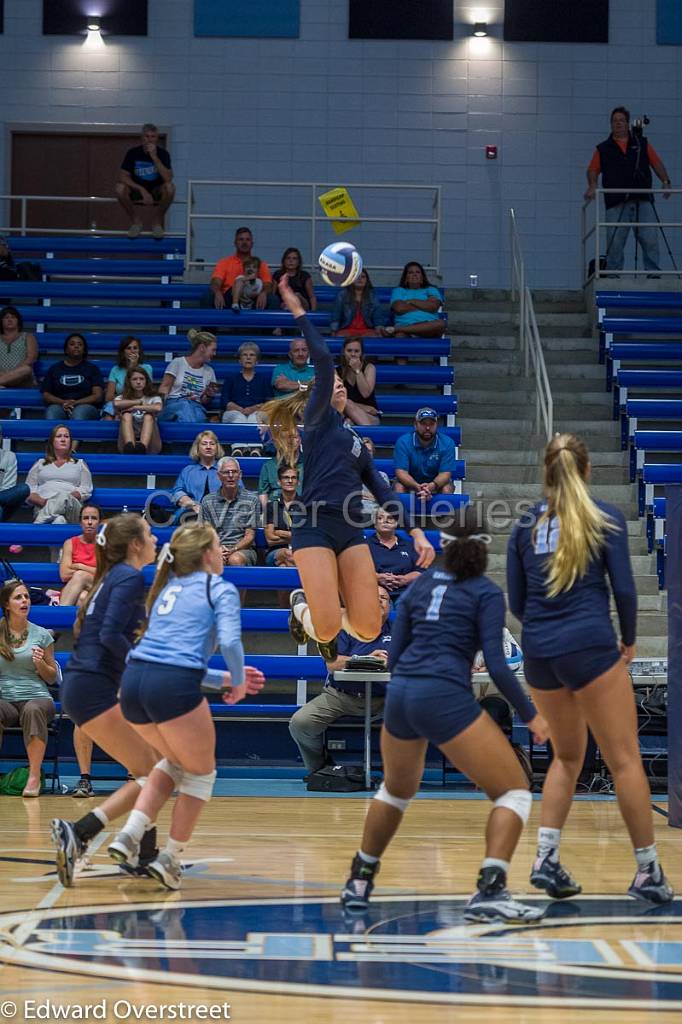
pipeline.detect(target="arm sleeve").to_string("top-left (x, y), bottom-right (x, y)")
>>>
top-left (99, 573), bottom-right (145, 658)
top-left (387, 588), bottom-right (413, 671)
top-left (2, 453), bottom-right (17, 492)
top-left (89, 363), bottom-right (104, 389)
top-left (295, 314), bottom-right (335, 426)
top-left (41, 365), bottom-right (56, 395)
top-left (26, 460), bottom-right (41, 491)
top-left (478, 588), bottom-right (536, 723)
top-left (212, 579), bottom-right (245, 687)
top-left (392, 434), bottom-right (410, 471)
top-left (506, 526), bottom-right (527, 621)
top-left (437, 438), bottom-right (459, 474)
top-left (603, 508), bottom-right (637, 645)
top-left (171, 467), bottom-right (190, 503)
top-left (159, 148), bottom-right (172, 170)
top-left (221, 374), bottom-right (234, 406)
top-left (121, 148), bottom-right (134, 173)
top-left (77, 461), bottom-right (93, 501)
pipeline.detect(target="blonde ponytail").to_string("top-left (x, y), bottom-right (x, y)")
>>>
top-left (137, 522), bottom-right (217, 640)
top-left (259, 391), bottom-right (308, 465)
top-left (187, 328), bottom-right (216, 351)
top-left (537, 433), bottom-right (617, 597)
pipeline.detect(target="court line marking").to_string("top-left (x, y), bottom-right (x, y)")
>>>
top-left (652, 803), bottom-right (670, 819)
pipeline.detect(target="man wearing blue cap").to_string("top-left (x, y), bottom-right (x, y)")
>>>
top-left (393, 407), bottom-right (457, 498)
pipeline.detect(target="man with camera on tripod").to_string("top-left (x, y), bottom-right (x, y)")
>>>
top-left (585, 106), bottom-right (672, 275)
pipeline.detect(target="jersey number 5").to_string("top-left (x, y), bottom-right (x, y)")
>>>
top-left (157, 585), bottom-right (182, 616)
top-left (425, 584), bottom-right (447, 622)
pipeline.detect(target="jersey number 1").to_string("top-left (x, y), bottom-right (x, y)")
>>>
top-left (426, 584), bottom-right (447, 622)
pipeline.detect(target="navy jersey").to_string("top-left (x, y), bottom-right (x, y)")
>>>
top-left (506, 499), bottom-right (637, 658)
top-left (389, 568), bottom-right (535, 723)
top-left (67, 563), bottom-right (145, 680)
top-left (296, 316), bottom-right (397, 521)
top-left (130, 570), bottom-right (244, 687)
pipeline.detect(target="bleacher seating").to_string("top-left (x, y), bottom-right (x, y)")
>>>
top-left (13, 305), bottom-right (330, 329)
top-left (599, 316), bottom-right (682, 362)
top-left (595, 290), bottom-right (682, 318)
top-left (38, 259), bottom-right (185, 279)
top-left (7, 236), bottom-right (186, 255)
top-left (613, 369), bottom-right (682, 417)
top-left (621, 399), bottom-right (682, 448)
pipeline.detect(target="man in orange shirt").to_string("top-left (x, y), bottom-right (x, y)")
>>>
top-left (204, 227), bottom-right (273, 310)
top-left (585, 107), bottom-right (672, 274)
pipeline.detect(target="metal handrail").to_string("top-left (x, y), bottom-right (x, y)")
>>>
top-left (185, 179), bottom-right (441, 274)
top-left (581, 185), bottom-right (681, 282)
top-left (0, 192), bottom-right (185, 237)
top-left (510, 208), bottom-right (554, 441)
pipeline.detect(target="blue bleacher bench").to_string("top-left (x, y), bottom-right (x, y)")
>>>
top-left (15, 305), bottom-right (331, 329)
top-left (607, 343), bottom-right (682, 389)
top-left (630, 429), bottom-right (682, 480)
top-left (622, 399), bottom-right (682, 448)
top-left (640, 463), bottom-right (682, 517)
top-left (39, 258), bottom-right (185, 278)
top-left (7, 281), bottom-right (205, 302)
top-left (28, 362), bottom-right (455, 389)
top-left (31, 332), bottom-right (452, 362)
top-left (600, 317), bottom-right (682, 363)
top-left (7, 236), bottom-right (186, 255)
top-left (596, 291), bottom-right (682, 317)
top-left (613, 369), bottom-right (682, 418)
top-left (0, 389), bottom-right (457, 420)
top-left (0, 419), bottom-right (461, 446)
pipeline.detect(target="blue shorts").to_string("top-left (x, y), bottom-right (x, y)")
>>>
top-left (383, 676), bottom-right (482, 747)
top-left (120, 660), bottom-right (205, 725)
top-left (291, 507), bottom-right (366, 556)
top-left (61, 669), bottom-right (120, 726)
top-left (523, 645), bottom-right (621, 692)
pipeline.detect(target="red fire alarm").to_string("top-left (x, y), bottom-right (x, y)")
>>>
top-left (485, 145), bottom-right (498, 160)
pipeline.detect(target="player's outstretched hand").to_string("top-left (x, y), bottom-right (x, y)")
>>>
top-left (277, 273), bottom-right (306, 319)
top-left (413, 533), bottom-right (435, 568)
top-left (528, 713), bottom-right (549, 746)
top-left (220, 666), bottom-right (266, 705)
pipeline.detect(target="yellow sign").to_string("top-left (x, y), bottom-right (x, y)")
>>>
top-left (318, 187), bottom-right (361, 235)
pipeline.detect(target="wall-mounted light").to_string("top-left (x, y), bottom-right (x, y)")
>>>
top-left (86, 18), bottom-right (101, 32)
top-left (473, 21), bottom-right (488, 36)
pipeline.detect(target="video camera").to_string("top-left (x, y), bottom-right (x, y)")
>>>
top-left (632, 115), bottom-right (650, 138)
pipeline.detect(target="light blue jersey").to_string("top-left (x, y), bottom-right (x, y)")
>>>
top-left (130, 570), bottom-right (244, 687)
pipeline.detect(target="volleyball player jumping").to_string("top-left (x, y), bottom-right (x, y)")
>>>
top-left (507, 433), bottom-right (673, 904)
top-left (108, 523), bottom-right (264, 890)
top-left (341, 507), bottom-right (549, 922)
top-left (51, 514), bottom-right (160, 886)
top-left (260, 276), bottom-right (434, 657)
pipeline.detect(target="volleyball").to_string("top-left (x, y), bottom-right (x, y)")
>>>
top-left (318, 241), bottom-right (363, 287)
top-left (503, 628), bottom-right (523, 673)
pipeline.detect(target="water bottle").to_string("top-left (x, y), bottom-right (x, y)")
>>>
top-left (469, 274), bottom-right (478, 288)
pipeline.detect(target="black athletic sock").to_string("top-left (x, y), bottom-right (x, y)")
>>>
top-left (73, 812), bottom-right (104, 844)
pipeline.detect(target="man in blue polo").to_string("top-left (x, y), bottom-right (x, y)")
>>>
top-left (369, 507), bottom-right (423, 604)
top-left (393, 407), bottom-right (457, 497)
top-left (288, 586), bottom-right (392, 776)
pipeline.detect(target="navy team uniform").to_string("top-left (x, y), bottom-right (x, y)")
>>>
top-left (292, 316), bottom-right (404, 553)
top-left (507, 500), bottom-right (637, 690)
top-left (61, 563), bottom-right (146, 726)
top-left (384, 568), bottom-right (536, 746)
top-left (120, 571), bottom-right (244, 725)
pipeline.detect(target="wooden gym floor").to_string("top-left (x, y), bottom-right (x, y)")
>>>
top-left (0, 793), bottom-right (680, 1023)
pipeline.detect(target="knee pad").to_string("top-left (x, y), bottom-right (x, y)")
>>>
top-left (177, 769), bottom-right (217, 802)
top-left (154, 758), bottom-right (184, 786)
top-left (374, 782), bottom-right (411, 813)
top-left (494, 788), bottom-right (532, 825)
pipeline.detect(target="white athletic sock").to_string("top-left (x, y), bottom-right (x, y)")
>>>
top-left (634, 843), bottom-right (659, 873)
top-left (93, 807), bottom-right (109, 827)
top-left (165, 837), bottom-right (186, 861)
top-left (293, 603), bottom-right (324, 644)
top-left (358, 849), bottom-right (379, 865)
top-left (537, 826), bottom-right (561, 862)
top-left (482, 857), bottom-right (510, 874)
top-left (124, 809), bottom-right (152, 842)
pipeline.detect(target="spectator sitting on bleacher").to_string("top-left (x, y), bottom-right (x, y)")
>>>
top-left (221, 342), bottom-right (273, 429)
top-left (394, 408), bottom-right (456, 497)
top-left (26, 424), bottom-right (93, 524)
top-left (158, 329), bottom-right (220, 423)
top-left (263, 464), bottom-right (301, 567)
top-left (0, 238), bottom-right (41, 291)
top-left (359, 437), bottom-right (390, 522)
top-left (0, 306), bottom-right (37, 387)
top-left (0, 579), bottom-right (58, 797)
top-left (271, 338), bottom-right (315, 398)
top-left (171, 429), bottom-right (224, 519)
top-left (116, 122), bottom-right (175, 240)
top-left (273, 248), bottom-right (317, 313)
top-left (288, 585), bottom-right (391, 776)
top-left (369, 507), bottom-right (423, 603)
top-left (204, 227), bottom-right (273, 311)
top-left (391, 261), bottom-right (446, 339)
top-left (336, 337), bottom-right (380, 427)
top-left (42, 333), bottom-right (103, 421)
top-left (330, 269), bottom-right (390, 337)
top-left (102, 335), bottom-right (153, 419)
top-left (257, 428), bottom-right (303, 510)
top-left (0, 425), bottom-right (29, 523)
top-left (114, 367), bottom-right (162, 455)
top-left (58, 503), bottom-right (100, 606)
top-left (199, 456), bottom-right (260, 566)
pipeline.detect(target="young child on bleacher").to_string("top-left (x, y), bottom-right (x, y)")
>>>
top-left (231, 257), bottom-right (264, 313)
top-left (114, 368), bottom-right (162, 455)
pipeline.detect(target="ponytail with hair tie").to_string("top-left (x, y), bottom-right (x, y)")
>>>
top-left (96, 524), bottom-right (108, 547)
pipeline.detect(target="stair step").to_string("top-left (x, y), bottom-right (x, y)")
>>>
top-left (489, 572), bottom-right (660, 596)
top-left (466, 464), bottom-right (627, 485)
top-left (464, 448), bottom-right (628, 467)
